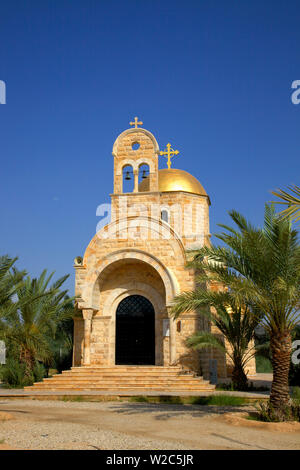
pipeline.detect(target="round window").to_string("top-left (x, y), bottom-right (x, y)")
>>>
top-left (132, 142), bottom-right (140, 150)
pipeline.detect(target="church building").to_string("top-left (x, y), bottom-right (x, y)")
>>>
top-left (72, 118), bottom-right (256, 383)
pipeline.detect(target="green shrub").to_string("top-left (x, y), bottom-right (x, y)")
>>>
top-left (0, 359), bottom-right (32, 388)
top-left (255, 400), bottom-right (300, 422)
top-left (33, 362), bottom-right (46, 383)
top-left (0, 358), bottom-right (46, 388)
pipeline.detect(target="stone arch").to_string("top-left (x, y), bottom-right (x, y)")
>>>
top-left (137, 158), bottom-right (155, 173)
top-left (121, 163), bottom-right (134, 193)
top-left (90, 250), bottom-right (177, 308)
top-left (112, 128), bottom-right (160, 157)
top-left (101, 281), bottom-right (166, 365)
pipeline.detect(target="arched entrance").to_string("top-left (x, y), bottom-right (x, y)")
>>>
top-left (115, 295), bottom-right (155, 365)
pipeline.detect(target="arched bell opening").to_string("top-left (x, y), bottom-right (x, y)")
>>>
top-left (122, 164), bottom-right (134, 193)
top-left (138, 163), bottom-right (150, 189)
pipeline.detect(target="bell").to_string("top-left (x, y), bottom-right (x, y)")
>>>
top-left (142, 170), bottom-right (147, 179)
top-left (125, 171), bottom-right (131, 180)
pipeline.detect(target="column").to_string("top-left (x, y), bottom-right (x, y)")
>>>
top-left (82, 309), bottom-right (93, 366)
top-left (133, 170), bottom-right (139, 192)
top-left (167, 306), bottom-right (176, 365)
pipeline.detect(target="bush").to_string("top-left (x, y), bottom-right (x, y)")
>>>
top-left (0, 358), bottom-right (46, 388)
top-left (255, 400), bottom-right (300, 422)
top-left (32, 362), bottom-right (46, 383)
top-left (0, 359), bottom-right (33, 388)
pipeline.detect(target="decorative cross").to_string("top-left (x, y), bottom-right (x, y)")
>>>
top-left (159, 143), bottom-right (179, 169)
top-left (130, 116), bottom-right (143, 128)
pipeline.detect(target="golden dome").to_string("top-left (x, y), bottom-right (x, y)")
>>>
top-left (139, 168), bottom-right (208, 197)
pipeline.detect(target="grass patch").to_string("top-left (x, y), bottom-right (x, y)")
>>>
top-left (61, 395), bottom-right (85, 402)
top-left (0, 439), bottom-right (5, 444)
top-left (129, 396), bottom-right (149, 403)
top-left (129, 396), bottom-right (184, 404)
top-left (246, 414), bottom-right (259, 421)
top-left (188, 395), bottom-right (247, 406)
top-left (129, 395), bottom-right (247, 406)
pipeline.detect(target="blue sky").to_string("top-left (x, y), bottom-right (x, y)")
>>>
top-left (0, 0), bottom-right (299, 294)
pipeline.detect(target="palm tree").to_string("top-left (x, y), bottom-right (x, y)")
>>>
top-left (3, 270), bottom-right (73, 377)
top-left (272, 184), bottom-right (300, 222)
top-left (176, 205), bottom-right (299, 416)
top-left (0, 256), bottom-right (25, 319)
top-left (172, 282), bottom-right (262, 391)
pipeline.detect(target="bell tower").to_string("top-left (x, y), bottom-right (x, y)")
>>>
top-left (112, 117), bottom-right (160, 194)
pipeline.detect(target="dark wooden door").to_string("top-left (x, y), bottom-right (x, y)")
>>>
top-left (115, 295), bottom-right (155, 365)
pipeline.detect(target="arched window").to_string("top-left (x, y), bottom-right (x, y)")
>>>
top-left (122, 164), bottom-right (134, 193)
top-left (138, 163), bottom-right (150, 185)
top-left (161, 209), bottom-right (169, 223)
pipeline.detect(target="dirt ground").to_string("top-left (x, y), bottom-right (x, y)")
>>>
top-left (0, 399), bottom-right (300, 450)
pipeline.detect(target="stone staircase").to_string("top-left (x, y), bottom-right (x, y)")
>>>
top-left (25, 366), bottom-right (215, 393)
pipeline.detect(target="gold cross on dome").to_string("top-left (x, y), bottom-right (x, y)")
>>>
top-left (130, 116), bottom-right (143, 128)
top-left (160, 143), bottom-right (179, 169)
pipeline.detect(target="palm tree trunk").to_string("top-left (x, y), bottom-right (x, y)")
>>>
top-left (270, 330), bottom-right (291, 410)
top-left (20, 348), bottom-right (35, 378)
top-left (231, 362), bottom-right (248, 391)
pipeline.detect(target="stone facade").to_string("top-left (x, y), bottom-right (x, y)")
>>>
top-left (73, 124), bottom-right (256, 380)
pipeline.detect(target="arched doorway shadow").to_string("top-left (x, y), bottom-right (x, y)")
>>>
top-left (115, 295), bottom-right (155, 365)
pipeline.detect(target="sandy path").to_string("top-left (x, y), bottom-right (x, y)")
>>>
top-left (0, 399), bottom-right (299, 450)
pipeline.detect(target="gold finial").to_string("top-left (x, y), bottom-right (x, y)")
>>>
top-left (159, 143), bottom-right (179, 169)
top-left (130, 116), bottom-right (143, 128)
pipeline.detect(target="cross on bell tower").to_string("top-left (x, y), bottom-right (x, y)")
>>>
top-left (129, 116), bottom-right (143, 128)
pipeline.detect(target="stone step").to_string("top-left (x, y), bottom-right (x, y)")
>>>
top-left (26, 387), bottom-right (215, 395)
top-left (27, 386), bottom-right (215, 392)
top-left (43, 378), bottom-right (205, 385)
top-left (63, 368), bottom-right (187, 373)
top-left (28, 382), bottom-right (213, 389)
top-left (60, 371), bottom-right (196, 377)
top-left (26, 365), bottom-right (215, 393)
top-left (38, 381), bottom-right (208, 388)
top-left (71, 366), bottom-right (181, 369)
top-left (64, 368), bottom-right (184, 374)
top-left (43, 375), bottom-right (204, 381)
